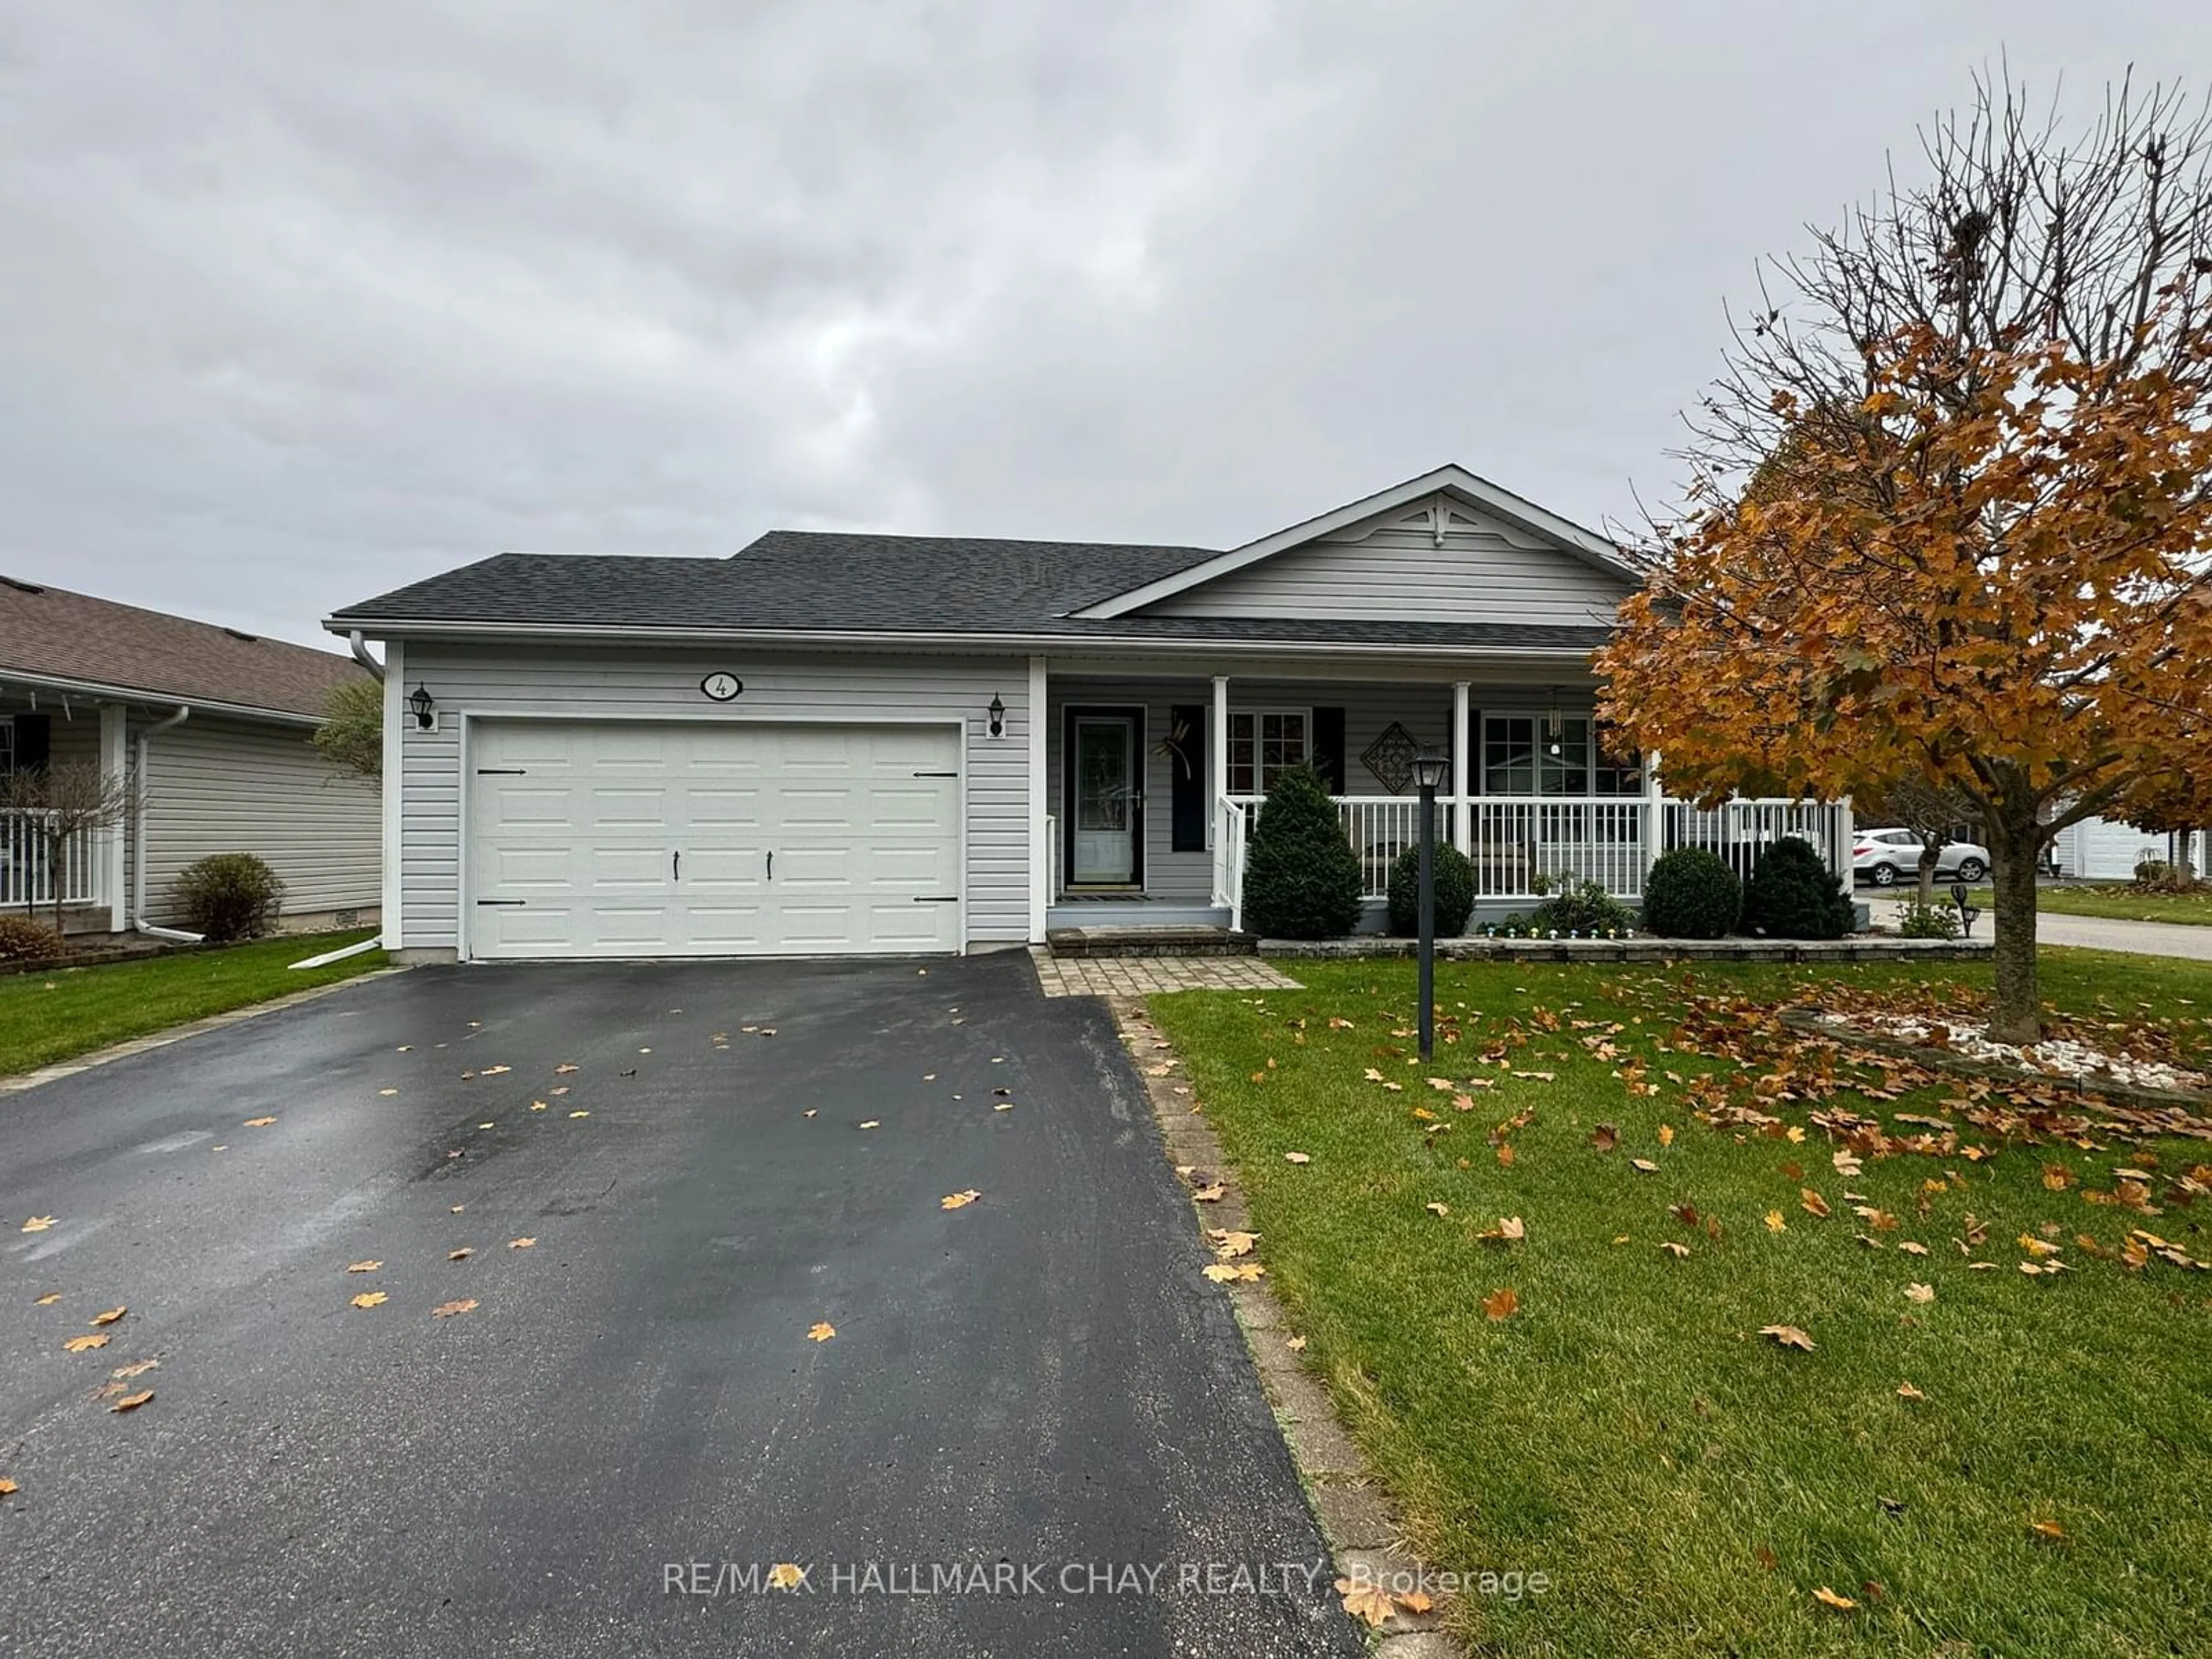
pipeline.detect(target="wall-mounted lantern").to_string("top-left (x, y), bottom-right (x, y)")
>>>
top-left (408, 684), bottom-right (436, 730)
top-left (987, 694), bottom-right (1006, 738)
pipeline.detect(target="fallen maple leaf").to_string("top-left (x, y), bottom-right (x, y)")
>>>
top-left (350, 1292), bottom-right (388, 1309)
top-left (1336, 1578), bottom-right (1399, 1628)
top-left (21, 1216), bottom-right (56, 1233)
top-left (1659, 1241), bottom-right (1691, 1257)
top-left (1658, 1123), bottom-right (1676, 1147)
top-left (1497, 1215), bottom-right (1526, 1240)
top-left (62, 1333), bottom-right (109, 1352)
top-left (1801, 1189), bottom-right (1832, 1219)
top-left (430, 1298), bottom-right (478, 1318)
top-left (767, 1563), bottom-right (807, 1590)
top-left (1904, 1282), bottom-right (1935, 1304)
top-left (1812, 1586), bottom-right (1857, 1610)
top-left (567, 1110), bottom-right (590, 1119)
top-left (1203, 1262), bottom-right (1265, 1283)
top-left (858, 1120), bottom-right (880, 1130)
top-left (109, 1389), bottom-right (154, 1414)
top-left (1590, 1124), bottom-right (1620, 1151)
top-left (807, 1321), bottom-right (836, 1342)
top-left (1192, 1183), bottom-right (1226, 1202)
top-left (90, 1306), bottom-right (126, 1326)
top-left (940, 1190), bottom-right (981, 1211)
top-left (33, 1291), bottom-right (61, 1305)
top-left (554, 1063), bottom-right (579, 1074)
top-left (1425, 1201), bottom-right (1450, 1218)
top-left (1630, 1158), bottom-right (1658, 1173)
top-left (1207, 1229), bottom-right (1258, 1257)
top-left (346, 1260), bottom-right (382, 1274)
top-left (448, 1247), bottom-right (474, 1261)
top-left (1896, 1381), bottom-right (1926, 1400)
top-left (1283, 1152), bottom-right (1311, 1165)
top-left (1759, 1324), bottom-right (1815, 1351)
top-left (0, 1478), bottom-right (16, 1497)
top-left (111, 1359), bottom-right (158, 1380)
top-left (508, 1237), bottom-right (537, 1250)
top-left (1285, 1335), bottom-right (1308, 1352)
top-left (1765, 1210), bottom-right (1787, 1233)
top-left (243, 1116), bottom-right (276, 1128)
top-left (1482, 1287), bottom-right (1519, 1320)
top-left (2031, 1520), bottom-right (2067, 1540)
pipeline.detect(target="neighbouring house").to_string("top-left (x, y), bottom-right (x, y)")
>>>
top-left (0, 577), bottom-right (381, 937)
top-left (327, 464), bottom-right (1853, 963)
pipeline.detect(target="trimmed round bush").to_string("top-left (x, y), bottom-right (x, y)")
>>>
top-left (1641, 846), bottom-right (1741, 938)
top-left (1241, 764), bottom-right (1363, 940)
top-left (1386, 842), bottom-right (1476, 937)
top-left (1741, 836), bottom-right (1855, 940)
top-left (171, 853), bottom-right (286, 943)
top-left (0, 914), bottom-right (66, 963)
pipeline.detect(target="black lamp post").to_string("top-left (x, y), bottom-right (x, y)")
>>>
top-left (1410, 748), bottom-right (1449, 1060)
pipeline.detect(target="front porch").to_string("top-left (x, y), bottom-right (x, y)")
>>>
top-left (1037, 669), bottom-right (1851, 937)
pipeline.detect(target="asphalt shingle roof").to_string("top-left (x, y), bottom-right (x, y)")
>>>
top-left (2, 577), bottom-right (369, 719)
top-left (329, 532), bottom-right (1614, 652)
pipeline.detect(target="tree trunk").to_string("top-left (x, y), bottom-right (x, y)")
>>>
top-left (1916, 844), bottom-right (1940, 908)
top-left (1986, 822), bottom-right (2043, 1045)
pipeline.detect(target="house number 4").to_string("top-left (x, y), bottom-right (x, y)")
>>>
top-left (700, 672), bottom-right (743, 702)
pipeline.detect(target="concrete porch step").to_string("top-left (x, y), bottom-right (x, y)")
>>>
top-left (1046, 925), bottom-right (1258, 959)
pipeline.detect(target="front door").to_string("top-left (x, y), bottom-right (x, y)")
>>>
top-left (1069, 713), bottom-right (1139, 885)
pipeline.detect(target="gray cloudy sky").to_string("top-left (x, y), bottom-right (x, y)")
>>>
top-left (3, 1), bottom-right (2208, 648)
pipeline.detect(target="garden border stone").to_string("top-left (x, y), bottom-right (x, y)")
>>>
top-left (1262, 935), bottom-right (1991, 963)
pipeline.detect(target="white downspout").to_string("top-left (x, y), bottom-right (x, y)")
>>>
top-left (348, 631), bottom-right (385, 680)
top-left (133, 705), bottom-right (204, 942)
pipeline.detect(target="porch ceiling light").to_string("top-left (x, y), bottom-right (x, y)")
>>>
top-left (1410, 749), bottom-right (1449, 793)
top-left (987, 693), bottom-right (1006, 738)
top-left (408, 684), bottom-right (435, 730)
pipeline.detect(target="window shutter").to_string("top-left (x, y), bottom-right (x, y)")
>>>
top-left (12, 714), bottom-right (51, 773)
top-left (1313, 707), bottom-right (1347, 794)
top-left (1169, 704), bottom-right (1207, 853)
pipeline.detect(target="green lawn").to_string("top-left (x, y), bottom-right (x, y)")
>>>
top-left (1956, 884), bottom-right (2212, 926)
top-left (1150, 949), bottom-right (2212, 1657)
top-left (0, 930), bottom-right (387, 1075)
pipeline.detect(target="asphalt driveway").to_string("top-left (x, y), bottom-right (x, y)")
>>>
top-left (1, 953), bottom-right (1359, 1658)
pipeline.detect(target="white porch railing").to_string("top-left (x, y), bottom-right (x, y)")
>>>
top-left (1217, 793), bottom-right (1851, 910)
top-left (1, 809), bottom-right (100, 911)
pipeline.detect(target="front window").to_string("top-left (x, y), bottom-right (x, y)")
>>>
top-left (1228, 710), bottom-right (1309, 794)
top-left (0, 719), bottom-right (13, 777)
top-left (1483, 714), bottom-right (1639, 796)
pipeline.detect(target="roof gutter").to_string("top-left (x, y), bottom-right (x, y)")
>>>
top-left (320, 617), bottom-right (1609, 663)
top-left (132, 705), bottom-right (204, 944)
top-left (0, 668), bottom-right (325, 728)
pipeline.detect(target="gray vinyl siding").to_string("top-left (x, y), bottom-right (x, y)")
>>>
top-left (1145, 502), bottom-right (1633, 626)
top-left (136, 713), bottom-right (380, 924)
top-left (393, 644), bottom-right (1033, 953)
top-left (1043, 677), bottom-right (1600, 899)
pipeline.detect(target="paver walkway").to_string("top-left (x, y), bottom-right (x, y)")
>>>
top-left (1030, 948), bottom-right (1302, 998)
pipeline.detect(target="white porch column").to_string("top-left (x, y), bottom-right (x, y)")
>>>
top-left (381, 639), bottom-right (405, 950)
top-left (1027, 654), bottom-right (1048, 943)
top-left (1643, 749), bottom-right (1664, 885)
top-left (100, 701), bottom-right (128, 931)
top-left (1209, 675), bottom-right (1230, 904)
top-left (1450, 681), bottom-right (1472, 855)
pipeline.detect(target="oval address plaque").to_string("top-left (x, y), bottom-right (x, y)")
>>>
top-left (700, 672), bottom-right (744, 702)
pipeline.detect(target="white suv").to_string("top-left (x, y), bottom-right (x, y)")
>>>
top-left (1852, 827), bottom-right (1990, 887)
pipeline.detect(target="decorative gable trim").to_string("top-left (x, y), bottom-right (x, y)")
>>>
top-left (1071, 464), bottom-right (1638, 620)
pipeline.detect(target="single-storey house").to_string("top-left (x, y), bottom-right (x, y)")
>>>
top-left (328, 465), bottom-right (1851, 963)
top-left (1, 578), bottom-right (382, 936)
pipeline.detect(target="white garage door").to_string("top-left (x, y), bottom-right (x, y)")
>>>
top-left (466, 721), bottom-right (962, 959)
top-left (2069, 817), bottom-right (2156, 881)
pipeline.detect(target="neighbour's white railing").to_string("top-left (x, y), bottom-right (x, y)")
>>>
top-left (0, 809), bottom-right (99, 910)
top-left (1215, 793), bottom-right (1853, 913)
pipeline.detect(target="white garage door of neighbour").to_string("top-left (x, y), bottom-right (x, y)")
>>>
top-left (2071, 817), bottom-right (2156, 882)
top-left (466, 721), bottom-right (961, 959)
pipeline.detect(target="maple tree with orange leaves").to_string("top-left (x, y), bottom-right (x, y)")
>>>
top-left (1600, 71), bottom-right (2212, 1040)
